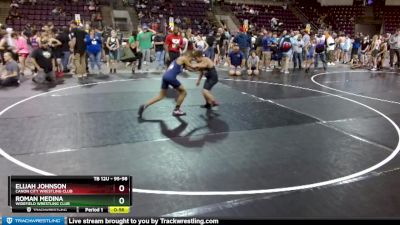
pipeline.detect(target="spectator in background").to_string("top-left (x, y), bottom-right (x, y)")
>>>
top-left (138, 11), bottom-right (144, 20)
top-left (186, 29), bottom-right (195, 52)
top-left (2, 29), bottom-right (17, 60)
top-left (47, 22), bottom-right (55, 31)
top-left (69, 21), bottom-right (88, 78)
top-left (214, 28), bottom-right (225, 65)
top-left (15, 32), bottom-right (30, 76)
top-left (94, 12), bottom-right (103, 27)
top-left (261, 30), bottom-right (272, 71)
top-left (377, 35), bottom-right (388, 70)
top-left (180, 32), bottom-right (189, 55)
top-left (292, 34), bottom-right (304, 70)
top-left (302, 30), bottom-right (310, 56)
top-left (56, 27), bottom-right (71, 73)
top-left (102, 27), bottom-right (111, 66)
top-left (49, 29), bottom-right (63, 78)
top-left (252, 31), bottom-right (261, 55)
top-left (84, 22), bottom-right (91, 33)
top-left (279, 31), bottom-right (293, 74)
top-left (175, 17), bottom-right (182, 25)
top-left (153, 30), bottom-right (165, 69)
top-left (116, 28), bottom-right (123, 46)
top-left (369, 35), bottom-right (381, 71)
top-left (0, 30), bottom-right (6, 65)
top-left (233, 27), bottom-right (251, 63)
top-left (41, 24), bottom-right (50, 34)
top-left (247, 50), bottom-right (260, 76)
top-left (128, 30), bottom-right (143, 71)
top-left (151, 21), bottom-right (159, 33)
top-left (165, 26), bottom-right (184, 65)
top-left (326, 31), bottom-right (336, 66)
top-left (7, 8), bottom-right (21, 20)
top-left (60, 7), bottom-right (67, 18)
top-left (350, 34), bottom-right (361, 64)
top-left (120, 41), bottom-right (137, 73)
top-left (51, 6), bottom-right (61, 16)
top-left (228, 43), bottom-right (245, 76)
top-left (270, 32), bottom-right (280, 69)
top-left (351, 54), bottom-right (362, 69)
top-left (88, 0), bottom-right (97, 13)
top-left (194, 33), bottom-right (208, 53)
top-left (0, 52), bottom-right (20, 87)
top-left (106, 29), bottom-right (120, 74)
top-left (305, 36), bottom-right (316, 73)
top-left (205, 30), bottom-right (216, 61)
top-left (360, 35), bottom-right (370, 66)
top-left (28, 30), bottom-right (40, 76)
top-left (136, 24), bottom-right (155, 67)
top-left (23, 24), bottom-right (32, 36)
top-left (249, 8), bottom-right (254, 15)
top-left (342, 34), bottom-right (352, 64)
top-left (31, 38), bottom-right (56, 85)
top-left (336, 32), bottom-right (344, 62)
top-left (85, 29), bottom-right (103, 75)
top-left (389, 28), bottom-right (400, 70)
top-left (10, 0), bottom-right (19, 8)
top-left (314, 29), bottom-right (328, 72)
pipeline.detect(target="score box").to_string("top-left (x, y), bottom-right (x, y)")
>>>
top-left (8, 176), bottom-right (132, 213)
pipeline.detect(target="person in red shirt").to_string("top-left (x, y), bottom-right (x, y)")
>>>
top-left (165, 26), bottom-right (183, 65)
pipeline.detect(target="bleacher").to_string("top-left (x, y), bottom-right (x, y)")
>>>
top-left (299, 3), bottom-right (364, 35)
top-left (375, 6), bottom-right (400, 33)
top-left (135, 0), bottom-right (208, 32)
top-left (5, 0), bottom-right (103, 31)
top-left (227, 3), bottom-right (303, 31)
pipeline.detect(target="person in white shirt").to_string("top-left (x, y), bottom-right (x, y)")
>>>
top-left (247, 50), bottom-right (260, 75)
top-left (175, 17), bottom-right (181, 25)
top-left (292, 34), bottom-right (304, 69)
top-left (325, 31), bottom-right (336, 66)
top-left (195, 34), bottom-right (208, 53)
top-left (270, 17), bottom-right (278, 31)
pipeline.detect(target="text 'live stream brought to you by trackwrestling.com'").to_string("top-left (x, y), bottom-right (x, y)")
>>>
top-left (1, 217), bottom-right (224, 225)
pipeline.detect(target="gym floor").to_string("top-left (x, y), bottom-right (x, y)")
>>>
top-left (0, 67), bottom-right (400, 218)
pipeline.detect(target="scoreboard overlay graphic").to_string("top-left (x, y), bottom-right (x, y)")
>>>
top-left (8, 176), bottom-right (132, 213)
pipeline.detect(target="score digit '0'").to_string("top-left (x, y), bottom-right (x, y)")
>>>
top-left (119, 197), bottom-right (125, 205)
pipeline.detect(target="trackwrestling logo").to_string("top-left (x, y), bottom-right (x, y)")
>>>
top-left (2, 217), bottom-right (64, 225)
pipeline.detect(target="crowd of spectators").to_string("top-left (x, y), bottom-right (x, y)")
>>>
top-left (0, 0), bottom-right (399, 89)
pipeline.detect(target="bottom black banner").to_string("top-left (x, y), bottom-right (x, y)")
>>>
top-left (67, 218), bottom-right (221, 225)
